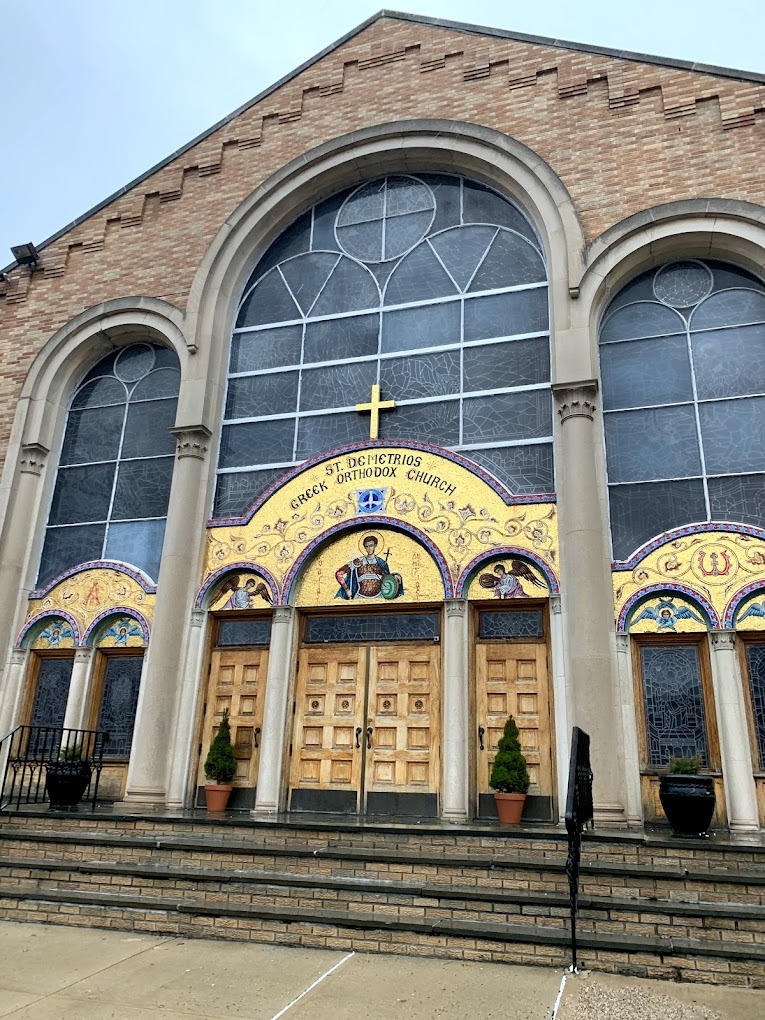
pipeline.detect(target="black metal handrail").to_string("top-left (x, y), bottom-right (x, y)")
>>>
top-left (0, 725), bottom-right (109, 812)
top-left (564, 726), bottom-right (594, 972)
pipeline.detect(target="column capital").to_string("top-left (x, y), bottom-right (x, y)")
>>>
top-left (552, 381), bottom-right (598, 423)
top-left (19, 442), bottom-right (49, 476)
top-left (74, 647), bottom-right (92, 663)
top-left (272, 606), bottom-right (295, 625)
top-left (10, 649), bottom-right (26, 667)
top-left (190, 609), bottom-right (206, 628)
top-left (171, 425), bottom-right (212, 460)
top-left (549, 594), bottom-right (562, 615)
top-left (711, 629), bottom-right (737, 650)
top-left (444, 598), bottom-right (468, 619)
top-left (615, 633), bottom-right (630, 653)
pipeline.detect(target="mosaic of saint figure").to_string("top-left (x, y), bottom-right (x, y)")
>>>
top-left (335, 535), bottom-right (404, 601)
top-left (478, 560), bottom-right (545, 599)
top-left (633, 598), bottom-right (705, 632)
top-left (215, 574), bottom-right (273, 609)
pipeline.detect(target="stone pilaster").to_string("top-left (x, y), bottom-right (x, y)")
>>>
top-left (62, 647), bottom-right (95, 731)
top-left (615, 633), bottom-right (644, 826)
top-left (124, 425), bottom-right (212, 805)
top-left (441, 599), bottom-right (469, 822)
top-left (0, 649), bottom-right (28, 740)
top-left (552, 381), bottom-right (626, 824)
top-left (709, 630), bottom-right (760, 834)
top-left (253, 607), bottom-right (297, 815)
top-left (549, 595), bottom-right (570, 822)
top-left (166, 609), bottom-right (207, 809)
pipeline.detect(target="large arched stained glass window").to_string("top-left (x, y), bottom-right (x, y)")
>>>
top-left (599, 260), bottom-right (765, 560)
top-left (38, 343), bottom-right (181, 586)
top-left (214, 174), bottom-right (552, 517)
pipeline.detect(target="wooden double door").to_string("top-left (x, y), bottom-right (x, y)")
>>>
top-left (289, 642), bottom-right (440, 815)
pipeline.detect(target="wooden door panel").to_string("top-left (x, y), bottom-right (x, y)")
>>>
top-left (476, 643), bottom-right (551, 797)
top-left (198, 646), bottom-right (268, 789)
top-left (290, 646), bottom-right (365, 796)
top-left (368, 644), bottom-right (440, 797)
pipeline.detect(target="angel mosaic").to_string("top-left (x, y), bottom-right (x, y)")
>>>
top-left (101, 618), bottom-right (144, 646)
top-left (632, 598), bottom-right (706, 633)
top-left (213, 574), bottom-right (273, 610)
top-left (738, 601), bottom-right (765, 624)
top-left (478, 560), bottom-right (545, 599)
top-left (33, 619), bottom-right (75, 648)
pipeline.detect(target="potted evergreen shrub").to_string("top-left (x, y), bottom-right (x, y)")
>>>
top-left (489, 715), bottom-right (530, 825)
top-left (204, 710), bottom-right (237, 812)
top-left (45, 743), bottom-right (92, 811)
top-left (659, 755), bottom-right (716, 836)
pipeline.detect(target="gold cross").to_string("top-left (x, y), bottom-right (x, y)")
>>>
top-left (355, 384), bottom-right (395, 439)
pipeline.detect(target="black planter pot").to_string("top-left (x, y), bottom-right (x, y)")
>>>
top-left (45, 761), bottom-right (92, 810)
top-left (659, 774), bottom-right (716, 836)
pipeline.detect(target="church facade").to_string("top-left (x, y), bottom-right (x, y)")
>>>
top-left (1, 12), bottom-right (764, 831)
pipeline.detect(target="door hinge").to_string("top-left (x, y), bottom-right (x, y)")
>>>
top-left (292, 699), bottom-right (297, 714)
top-left (289, 742), bottom-right (293, 755)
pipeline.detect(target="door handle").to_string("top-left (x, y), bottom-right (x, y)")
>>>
top-left (253, 727), bottom-right (261, 750)
top-left (366, 726), bottom-right (373, 749)
top-left (355, 727), bottom-right (362, 749)
top-left (478, 726), bottom-right (485, 751)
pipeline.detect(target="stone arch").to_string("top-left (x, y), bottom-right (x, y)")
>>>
top-left (618, 585), bottom-right (718, 634)
top-left (283, 516), bottom-right (453, 606)
top-left (16, 610), bottom-right (82, 648)
top-left (83, 608), bottom-right (151, 646)
top-left (29, 560), bottom-right (157, 599)
top-left (455, 547), bottom-right (559, 598)
top-left (195, 562), bottom-right (280, 610)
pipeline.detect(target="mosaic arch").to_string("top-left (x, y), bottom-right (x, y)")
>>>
top-left (458, 548), bottom-right (556, 599)
top-left (613, 525), bottom-right (765, 632)
top-left (18, 612), bottom-right (80, 649)
top-left (625, 592), bottom-right (711, 634)
top-left (84, 610), bottom-right (150, 647)
top-left (292, 526), bottom-right (445, 607)
top-left (199, 565), bottom-right (278, 611)
top-left (202, 442), bottom-right (559, 606)
top-left (731, 590), bottom-right (765, 631)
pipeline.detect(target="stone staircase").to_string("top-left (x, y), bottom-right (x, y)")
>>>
top-left (0, 810), bottom-right (763, 987)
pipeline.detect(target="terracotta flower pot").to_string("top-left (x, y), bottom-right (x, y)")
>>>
top-left (204, 783), bottom-right (233, 812)
top-left (494, 791), bottom-right (526, 825)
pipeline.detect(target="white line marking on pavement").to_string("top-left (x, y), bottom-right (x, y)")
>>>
top-left (551, 971), bottom-right (568, 1020)
top-left (269, 951), bottom-right (355, 1020)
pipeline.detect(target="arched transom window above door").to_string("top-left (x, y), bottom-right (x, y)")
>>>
top-left (214, 174), bottom-right (552, 518)
top-left (599, 260), bottom-right (765, 561)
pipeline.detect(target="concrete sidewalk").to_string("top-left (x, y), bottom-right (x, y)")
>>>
top-left (0, 920), bottom-right (762, 1019)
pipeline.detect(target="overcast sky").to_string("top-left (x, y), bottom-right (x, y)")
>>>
top-left (1, 0), bottom-right (763, 265)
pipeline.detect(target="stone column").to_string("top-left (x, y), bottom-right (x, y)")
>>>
top-left (0, 445), bottom-right (49, 675)
top-left (253, 607), bottom-right (296, 815)
top-left (0, 650), bottom-right (28, 782)
top-left (124, 426), bottom-right (212, 805)
top-left (549, 596), bottom-right (570, 822)
top-left (709, 630), bottom-right (759, 835)
top-left (166, 610), bottom-right (208, 810)
top-left (62, 647), bottom-right (95, 732)
top-left (552, 382), bottom-right (626, 824)
top-left (441, 599), bottom-right (469, 822)
top-left (615, 634), bottom-right (644, 826)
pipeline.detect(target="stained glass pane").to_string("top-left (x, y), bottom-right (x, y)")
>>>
top-left (600, 302), bottom-right (686, 343)
top-left (299, 361), bottom-right (377, 413)
top-left (691, 289), bottom-right (765, 330)
top-left (130, 368), bottom-right (181, 401)
top-left (464, 289), bottom-right (548, 341)
top-left (304, 315), bottom-right (379, 364)
top-left (30, 658), bottom-right (73, 729)
top-left (296, 412), bottom-right (368, 459)
top-left (467, 444), bottom-right (554, 494)
top-left (114, 345), bottom-right (155, 383)
top-left (461, 181), bottom-right (538, 243)
top-left (337, 179), bottom-right (385, 225)
top-left (230, 326), bottom-right (302, 373)
top-left (237, 269), bottom-right (300, 327)
top-left (463, 337), bottom-right (549, 392)
top-left (122, 399), bottom-right (177, 458)
top-left (640, 644), bottom-right (709, 767)
top-left (608, 480), bottom-right (706, 561)
top-left (426, 175), bottom-right (461, 233)
top-left (378, 400), bottom-right (460, 445)
top-left (59, 405), bottom-right (125, 466)
top-left (96, 655), bottom-right (144, 757)
top-left (745, 643), bottom-right (765, 768)
top-left (225, 372), bottom-right (299, 420)
top-left (213, 468), bottom-right (286, 518)
top-left (217, 618), bottom-right (272, 647)
top-left (380, 350), bottom-right (460, 401)
top-left (71, 377), bottom-right (126, 409)
top-left (254, 211), bottom-right (312, 277)
top-left (708, 474), bottom-right (765, 526)
top-left (336, 220), bottom-right (382, 263)
top-left (604, 406), bottom-right (701, 483)
top-left (384, 242), bottom-right (458, 305)
top-left (384, 211), bottom-right (433, 261)
top-left (600, 335), bottom-right (691, 411)
top-left (309, 259), bottom-right (380, 316)
top-left (312, 190), bottom-right (350, 250)
top-left (467, 231), bottom-right (546, 292)
top-left (478, 610), bottom-right (544, 639)
top-left (381, 301), bottom-right (461, 354)
top-left (304, 613), bottom-right (440, 643)
top-left (38, 525), bottom-right (106, 586)
top-left (111, 457), bottom-right (174, 520)
top-left (463, 391), bottom-right (551, 444)
top-left (280, 253), bottom-right (339, 315)
top-left (699, 398), bottom-right (765, 475)
top-left (692, 325), bottom-right (765, 399)
top-left (49, 463), bottom-right (116, 525)
top-left (105, 520), bottom-right (166, 579)
top-left (219, 420), bottom-right (295, 468)
top-left (428, 225), bottom-right (496, 291)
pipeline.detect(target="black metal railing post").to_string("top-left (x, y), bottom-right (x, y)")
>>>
top-left (0, 725), bottom-right (109, 812)
top-left (564, 726), bottom-right (594, 972)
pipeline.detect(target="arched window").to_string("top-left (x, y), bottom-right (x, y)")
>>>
top-left (38, 342), bottom-right (181, 586)
top-left (214, 174), bottom-right (552, 517)
top-left (599, 260), bottom-right (765, 560)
